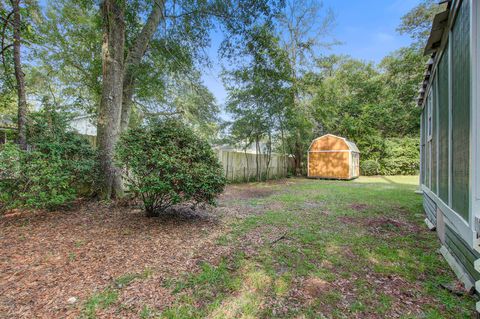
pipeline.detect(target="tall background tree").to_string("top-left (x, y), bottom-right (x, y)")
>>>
top-left (222, 0), bottom-right (443, 176)
top-left (95, 0), bottom-right (284, 198)
top-left (397, 0), bottom-right (445, 46)
top-left (97, 0), bottom-right (126, 198)
top-left (276, 0), bottom-right (336, 175)
top-left (1, 0), bottom-right (39, 149)
top-left (224, 24), bottom-right (292, 181)
top-left (10, 0), bottom-right (27, 149)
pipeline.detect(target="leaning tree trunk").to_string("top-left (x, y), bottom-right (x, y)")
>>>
top-left (10, 0), bottom-right (27, 150)
top-left (97, 0), bottom-right (125, 199)
top-left (120, 0), bottom-right (165, 133)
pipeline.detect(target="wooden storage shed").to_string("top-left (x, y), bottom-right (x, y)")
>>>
top-left (307, 134), bottom-right (360, 180)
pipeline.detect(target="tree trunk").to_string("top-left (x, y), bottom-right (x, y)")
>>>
top-left (10, 0), bottom-right (27, 150)
top-left (120, 0), bottom-right (165, 132)
top-left (279, 119), bottom-right (288, 176)
top-left (294, 131), bottom-right (302, 176)
top-left (97, 0), bottom-right (125, 199)
top-left (265, 131), bottom-right (272, 180)
top-left (255, 138), bottom-right (260, 181)
top-left (244, 147), bottom-right (249, 182)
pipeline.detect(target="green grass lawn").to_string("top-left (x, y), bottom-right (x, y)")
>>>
top-left (155, 176), bottom-right (476, 318)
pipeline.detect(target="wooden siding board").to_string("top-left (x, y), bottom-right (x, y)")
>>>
top-left (446, 226), bottom-right (480, 263)
top-left (438, 48), bottom-right (449, 203)
top-left (308, 135), bottom-right (359, 180)
top-left (451, 0), bottom-right (470, 221)
top-left (308, 151), bottom-right (350, 179)
top-left (445, 235), bottom-right (480, 281)
top-left (423, 194), bottom-right (437, 224)
top-left (215, 150), bottom-right (292, 182)
top-left (310, 135), bottom-right (349, 151)
top-left (445, 224), bottom-right (480, 281)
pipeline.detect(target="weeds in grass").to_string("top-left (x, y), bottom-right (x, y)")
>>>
top-left (139, 305), bottom-right (158, 318)
top-left (82, 289), bottom-right (118, 319)
top-left (114, 268), bottom-right (153, 288)
top-left (81, 268), bottom-right (154, 318)
top-left (68, 252), bottom-right (76, 262)
top-left (158, 177), bottom-right (475, 318)
top-left (74, 240), bottom-right (85, 247)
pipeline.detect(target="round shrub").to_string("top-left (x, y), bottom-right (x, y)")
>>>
top-left (116, 119), bottom-right (226, 217)
top-left (360, 159), bottom-right (380, 176)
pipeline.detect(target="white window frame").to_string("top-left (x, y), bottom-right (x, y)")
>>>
top-left (427, 90), bottom-right (433, 142)
top-left (448, 31), bottom-right (453, 208)
top-left (420, 112), bottom-right (424, 185)
top-left (427, 89), bottom-right (433, 188)
top-left (470, 0), bottom-right (480, 251)
top-left (435, 73), bottom-right (440, 196)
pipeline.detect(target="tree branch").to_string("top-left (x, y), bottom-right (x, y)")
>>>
top-left (132, 98), bottom-right (183, 116)
top-left (0, 14), bottom-right (14, 27)
top-left (0, 43), bottom-right (12, 56)
top-left (1, 10), bottom-right (14, 89)
top-left (164, 8), bottom-right (231, 20)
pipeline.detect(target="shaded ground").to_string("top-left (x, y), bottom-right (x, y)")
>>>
top-left (0, 203), bottom-right (229, 318)
top-left (0, 176), bottom-right (477, 318)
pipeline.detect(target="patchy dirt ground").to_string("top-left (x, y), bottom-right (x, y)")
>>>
top-left (0, 177), bottom-right (476, 318)
top-left (0, 180), bottom-right (292, 319)
top-left (0, 203), bottom-right (228, 318)
top-left (218, 178), bottom-right (294, 201)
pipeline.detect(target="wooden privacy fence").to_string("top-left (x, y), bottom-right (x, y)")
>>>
top-left (215, 149), bottom-right (293, 182)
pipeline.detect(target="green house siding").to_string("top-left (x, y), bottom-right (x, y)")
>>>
top-left (451, 0), bottom-right (470, 221)
top-left (420, 0), bottom-right (480, 294)
top-left (437, 48), bottom-right (449, 203)
top-left (445, 224), bottom-right (480, 282)
top-left (423, 192), bottom-right (437, 224)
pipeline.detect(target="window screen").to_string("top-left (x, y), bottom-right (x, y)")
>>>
top-left (421, 112), bottom-right (426, 185)
top-left (431, 76), bottom-right (437, 194)
top-left (451, 0), bottom-right (470, 221)
top-left (437, 48), bottom-right (449, 203)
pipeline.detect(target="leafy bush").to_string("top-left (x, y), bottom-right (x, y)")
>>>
top-left (0, 143), bottom-right (21, 208)
top-left (379, 137), bottom-right (419, 175)
top-left (116, 119), bottom-right (226, 217)
top-left (360, 159), bottom-right (380, 176)
top-left (0, 110), bottom-right (97, 211)
top-left (357, 136), bottom-right (419, 176)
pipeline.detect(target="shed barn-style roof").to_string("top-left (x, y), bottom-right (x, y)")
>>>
top-left (308, 134), bottom-right (359, 153)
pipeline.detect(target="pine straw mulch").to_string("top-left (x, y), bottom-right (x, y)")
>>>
top-left (0, 197), bottom-right (239, 319)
